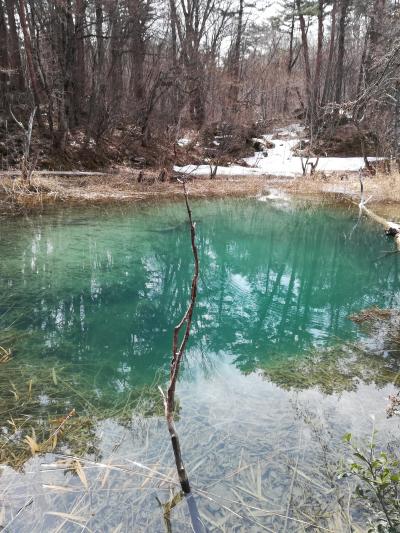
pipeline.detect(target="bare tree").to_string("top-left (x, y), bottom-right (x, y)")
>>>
top-left (322, 0), bottom-right (338, 104)
top-left (227, 0), bottom-right (244, 112)
top-left (0, 0), bottom-right (9, 107)
top-left (296, 0), bottom-right (312, 106)
top-left (395, 82), bottom-right (400, 166)
top-left (335, 0), bottom-right (350, 104)
top-left (17, 0), bottom-right (42, 127)
top-left (10, 107), bottom-right (37, 182)
top-left (5, 0), bottom-right (24, 91)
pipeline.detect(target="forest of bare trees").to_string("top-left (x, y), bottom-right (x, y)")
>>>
top-left (0, 0), bottom-right (399, 167)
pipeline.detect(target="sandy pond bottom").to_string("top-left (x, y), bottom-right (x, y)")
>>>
top-left (1, 197), bottom-right (400, 532)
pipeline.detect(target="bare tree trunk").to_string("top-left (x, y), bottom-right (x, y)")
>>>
top-left (187, 60), bottom-right (206, 128)
top-left (335, 0), bottom-right (350, 104)
top-left (73, 0), bottom-right (86, 122)
top-left (108, 4), bottom-right (124, 112)
top-left (0, 0), bottom-right (9, 107)
top-left (295, 0), bottom-right (313, 116)
top-left (228, 0), bottom-right (244, 113)
top-left (95, 0), bottom-right (105, 67)
top-left (169, 0), bottom-right (178, 68)
top-left (5, 0), bottom-right (24, 91)
top-left (322, 0), bottom-right (337, 105)
top-left (53, 0), bottom-right (75, 150)
top-left (313, 0), bottom-right (324, 110)
top-left (88, 0), bottom-right (106, 141)
top-left (10, 107), bottom-right (37, 183)
top-left (365, 0), bottom-right (386, 87)
top-left (129, 0), bottom-right (145, 113)
top-left (168, 0), bottom-right (183, 124)
top-left (17, 0), bottom-right (43, 127)
top-left (395, 82), bottom-right (400, 168)
top-left (283, 3), bottom-right (296, 113)
top-left (356, 31), bottom-right (369, 98)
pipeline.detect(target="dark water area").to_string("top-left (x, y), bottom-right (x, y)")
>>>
top-left (1, 197), bottom-right (400, 531)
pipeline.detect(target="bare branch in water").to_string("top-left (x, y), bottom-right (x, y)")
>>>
top-left (161, 179), bottom-right (199, 494)
top-left (158, 180), bottom-right (205, 531)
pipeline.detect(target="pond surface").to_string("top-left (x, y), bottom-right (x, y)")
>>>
top-left (1, 197), bottom-right (400, 531)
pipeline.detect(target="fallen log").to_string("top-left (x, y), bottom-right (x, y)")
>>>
top-left (358, 172), bottom-right (400, 250)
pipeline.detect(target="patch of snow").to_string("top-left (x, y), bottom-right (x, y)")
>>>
top-left (175, 155), bottom-right (376, 177)
top-left (174, 164), bottom-right (264, 177)
top-left (245, 141), bottom-right (375, 175)
top-left (174, 123), bottom-right (378, 178)
top-left (177, 138), bottom-right (191, 147)
top-left (272, 123), bottom-right (306, 139)
top-left (252, 137), bottom-right (269, 146)
top-left (263, 134), bottom-right (274, 142)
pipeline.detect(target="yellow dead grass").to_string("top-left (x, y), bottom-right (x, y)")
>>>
top-left (0, 173), bottom-right (268, 211)
top-left (2, 170), bottom-right (400, 214)
top-left (280, 171), bottom-right (400, 206)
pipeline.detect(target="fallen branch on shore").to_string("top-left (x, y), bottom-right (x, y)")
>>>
top-left (358, 171), bottom-right (400, 250)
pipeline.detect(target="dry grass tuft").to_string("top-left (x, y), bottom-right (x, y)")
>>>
top-left (279, 170), bottom-right (400, 205)
top-left (348, 306), bottom-right (394, 324)
top-left (0, 346), bottom-right (12, 363)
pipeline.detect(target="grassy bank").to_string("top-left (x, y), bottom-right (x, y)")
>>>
top-left (0, 172), bottom-right (267, 215)
top-left (1, 170), bottom-right (400, 217)
top-left (280, 171), bottom-right (400, 203)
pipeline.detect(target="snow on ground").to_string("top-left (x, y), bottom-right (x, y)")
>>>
top-left (177, 138), bottom-right (191, 147)
top-left (173, 164), bottom-right (265, 177)
top-left (175, 124), bottom-right (376, 178)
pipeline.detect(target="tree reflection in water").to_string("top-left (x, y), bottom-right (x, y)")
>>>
top-left (1, 200), bottom-right (400, 399)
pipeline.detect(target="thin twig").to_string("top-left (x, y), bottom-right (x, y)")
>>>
top-left (2, 497), bottom-right (33, 531)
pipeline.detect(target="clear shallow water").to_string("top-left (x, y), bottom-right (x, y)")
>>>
top-left (1, 198), bottom-right (400, 531)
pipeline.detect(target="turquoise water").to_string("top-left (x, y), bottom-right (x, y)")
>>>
top-left (1, 197), bottom-right (400, 531)
top-left (1, 199), bottom-right (399, 384)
